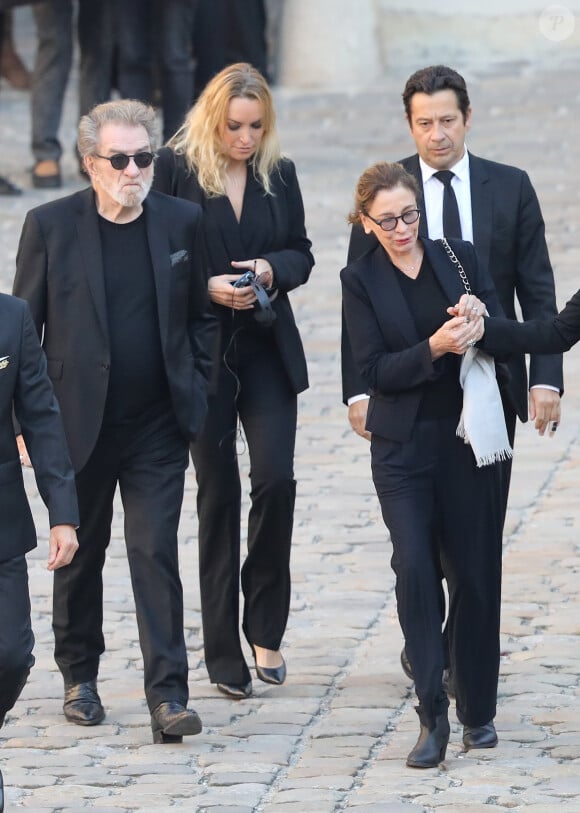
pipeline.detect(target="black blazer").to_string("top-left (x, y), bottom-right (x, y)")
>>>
top-left (13, 187), bottom-right (219, 472)
top-left (341, 238), bottom-right (505, 442)
top-left (344, 152), bottom-right (563, 421)
top-left (153, 148), bottom-right (314, 394)
top-left (481, 290), bottom-right (580, 356)
top-left (0, 294), bottom-right (78, 562)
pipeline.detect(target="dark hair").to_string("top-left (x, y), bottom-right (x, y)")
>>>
top-left (402, 65), bottom-right (470, 122)
top-left (348, 162), bottom-right (420, 225)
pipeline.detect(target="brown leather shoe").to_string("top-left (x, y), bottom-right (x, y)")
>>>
top-left (32, 160), bottom-right (61, 189)
top-left (63, 680), bottom-right (105, 726)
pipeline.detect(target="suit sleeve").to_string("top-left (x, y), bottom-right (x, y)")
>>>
top-left (513, 171), bottom-right (563, 388)
top-left (13, 210), bottom-right (48, 341)
top-left (14, 303), bottom-right (79, 528)
top-left (341, 225), bottom-right (380, 403)
top-left (186, 211), bottom-right (219, 388)
top-left (341, 266), bottom-right (435, 395)
top-left (481, 289), bottom-right (580, 356)
top-left (260, 160), bottom-right (314, 293)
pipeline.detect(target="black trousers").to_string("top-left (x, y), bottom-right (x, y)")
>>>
top-left (191, 329), bottom-right (296, 685)
top-left (52, 407), bottom-right (190, 712)
top-left (371, 415), bottom-right (504, 729)
top-left (0, 555), bottom-right (34, 726)
top-left (438, 403), bottom-right (515, 667)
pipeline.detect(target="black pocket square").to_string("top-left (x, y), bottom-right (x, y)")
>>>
top-left (170, 249), bottom-right (189, 266)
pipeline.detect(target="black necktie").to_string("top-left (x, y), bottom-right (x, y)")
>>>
top-left (434, 170), bottom-right (462, 239)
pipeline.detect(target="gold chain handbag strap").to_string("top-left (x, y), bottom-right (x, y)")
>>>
top-left (439, 237), bottom-right (472, 296)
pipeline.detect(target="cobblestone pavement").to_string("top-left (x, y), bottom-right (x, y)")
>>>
top-left (1, 9), bottom-right (580, 812)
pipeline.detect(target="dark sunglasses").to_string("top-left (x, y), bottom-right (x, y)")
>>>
top-left (93, 152), bottom-right (155, 170)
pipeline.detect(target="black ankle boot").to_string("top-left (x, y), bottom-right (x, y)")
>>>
top-left (406, 711), bottom-right (450, 768)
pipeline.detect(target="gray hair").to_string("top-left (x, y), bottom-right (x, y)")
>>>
top-left (77, 99), bottom-right (161, 158)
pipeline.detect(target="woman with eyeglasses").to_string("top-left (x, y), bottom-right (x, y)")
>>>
top-left (153, 63), bottom-right (314, 700)
top-left (341, 162), bottom-right (509, 768)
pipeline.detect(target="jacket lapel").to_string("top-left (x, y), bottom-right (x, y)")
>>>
top-left (468, 153), bottom-right (492, 274)
top-left (144, 195), bottom-right (170, 346)
top-left (365, 247), bottom-right (421, 348)
top-left (74, 188), bottom-right (109, 343)
top-left (423, 238), bottom-right (467, 305)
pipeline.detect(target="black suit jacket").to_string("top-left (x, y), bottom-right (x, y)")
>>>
top-left (13, 187), bottom-right (218, 472)
top-left (344, 152), bottom-right (563, 421)
top-left (0, 294), bottom-right (78, 562)
top-left (153, 148), bottom-right (314, 394)
top-left (341, 238), bottom-right (505, 441)
top-left (481, 289), bottom-right (580, 356)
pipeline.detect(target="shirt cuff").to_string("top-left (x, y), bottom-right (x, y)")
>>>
top-left (347, 394), bottom-right (370, 406)
top-left (529, 385), bottom-right (560, 393)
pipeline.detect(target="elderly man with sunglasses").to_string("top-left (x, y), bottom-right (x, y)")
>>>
top-left (13, 99), bottom-right (218, 743)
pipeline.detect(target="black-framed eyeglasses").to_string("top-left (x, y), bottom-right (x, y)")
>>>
top-left (93, 152), bottom-right (155, 170)
top-left (365, 208), bottom-right (421, 232)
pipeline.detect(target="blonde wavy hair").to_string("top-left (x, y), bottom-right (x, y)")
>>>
top-left (168, 63), bottom-right (281, 197)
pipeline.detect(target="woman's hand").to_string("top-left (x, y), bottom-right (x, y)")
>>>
top-left (429, 313), bottom-right (484, 359)
top-left (207, 273), bottom-right (257, 309)
top-left (231, 258), bottom-right (274, 289)
top-left (447, 293), bottom-right (486, 320)
top-left (17, 434), bottom-right (32, 467)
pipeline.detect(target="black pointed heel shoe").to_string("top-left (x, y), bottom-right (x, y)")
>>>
top-left (406, 712), bottom-right (450, 768)
top-left (150, 701), bottom-right (202, 744)
top-left (217, 681), bottom-right (253, 699)
top-left (251, 645), bottom-right (286, 685)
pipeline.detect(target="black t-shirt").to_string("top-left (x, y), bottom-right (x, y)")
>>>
top-left (99, 213), bottom-right (170, 424)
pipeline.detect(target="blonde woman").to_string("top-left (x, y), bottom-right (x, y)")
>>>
top-left (154, 63), bottom-right (314, 700)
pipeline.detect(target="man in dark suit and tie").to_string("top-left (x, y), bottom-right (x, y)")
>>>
top-left (343, 65), bottom-right (563, 687)
top-left (0, 293), bottom-right (79, 810)
top-left (13, 98), bottom-right (218, 743)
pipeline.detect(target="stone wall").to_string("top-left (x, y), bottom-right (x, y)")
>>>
top-left (276, 0), bottom-right (580, 88)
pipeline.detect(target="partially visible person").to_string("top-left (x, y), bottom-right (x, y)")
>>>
top-left (341, 161), bottom-right (509, 767)
top-left (0, 8), bottom-right (30, 90)
top-left (193, 0), bottom-right (269, 100)
top-left (0, 293), bottom-right (79, 804)
top-left (30, 0), bottom-right (113, 187)
top-left (0, 9), bottom-right (21, 195)
top-left (480, 292), bottom-right (580, 382)
top-left (113, 0), bottom-right (197, 142)
top-left (154, 62), bottom-right (314, 700)
top-left (14, 98), bottom-right (218, 742)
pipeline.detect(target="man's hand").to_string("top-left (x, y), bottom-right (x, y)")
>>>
top-left (348, 399), bottom-right (371, 441)
top-left (48, 525), bottom-right (79, 571)
top-left (16, 434), bottom-right (31, 467)
top-left (529, 388), bottom-right (562, 437)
